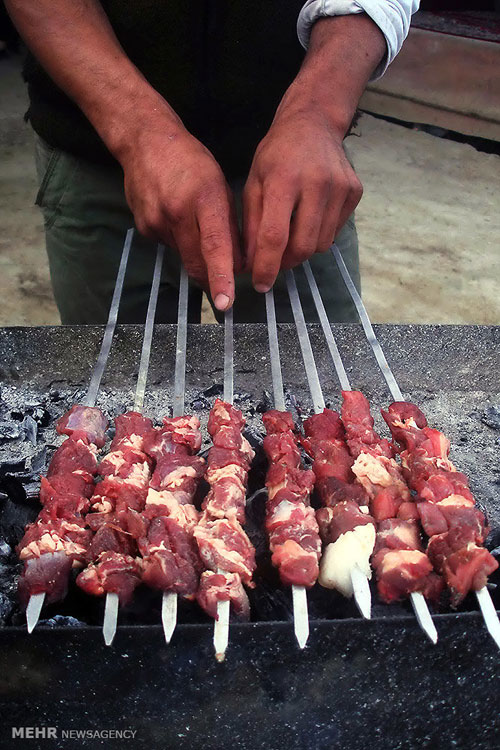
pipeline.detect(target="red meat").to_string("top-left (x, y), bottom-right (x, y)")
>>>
top-left (56, 405), bottom-right (108, 448)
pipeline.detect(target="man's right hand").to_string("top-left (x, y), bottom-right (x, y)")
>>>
top-left (5, 0), bottom-right (241, 312)
top-left (118, 122), bottom-right (241, 311)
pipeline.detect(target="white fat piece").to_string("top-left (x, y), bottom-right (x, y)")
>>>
top-left (438, 494), bottom-right (474, 508)
top-left (352, 453), bottom-right (395, 488)
top-left (319, 524), bottom-right (376, 598)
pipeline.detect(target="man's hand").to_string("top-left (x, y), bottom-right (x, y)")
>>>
top-left (5, 0), bottom-right (240, 311)
top-left (244, 109), bottom-right (362, 291)
top-left (244, 14), bottom-right (386, 292)
top-left (119, 122), bottom-right (241, 310)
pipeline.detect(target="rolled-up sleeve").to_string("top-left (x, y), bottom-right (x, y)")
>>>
top-left (297, 1), bottom-right (420, 80)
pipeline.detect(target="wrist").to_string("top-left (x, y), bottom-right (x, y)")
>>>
top-left (273, 78), bottom-right (351, 141)
top-left (88, 72), bottom-right (185, 163)
top-left (275, 14), bottom-right (386, 138)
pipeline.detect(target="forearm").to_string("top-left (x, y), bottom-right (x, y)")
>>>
top-left (5, 0), bottom-right (183, 161)
top-left (276, 14), bottom-right (386, 137)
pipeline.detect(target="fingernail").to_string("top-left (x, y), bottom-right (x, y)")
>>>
top-left (254, 284), bottom-right (271, 294)
top-left (214, 293), bottom-right (231, 311)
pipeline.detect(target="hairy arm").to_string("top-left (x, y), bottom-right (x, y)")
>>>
top-left (244, 14), bottom-right (386, 291)
top-left (6, 0), bottom-right (240, 310)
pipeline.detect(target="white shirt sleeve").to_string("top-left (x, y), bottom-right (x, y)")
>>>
top-left (297, 1), bottom-right (420, 80)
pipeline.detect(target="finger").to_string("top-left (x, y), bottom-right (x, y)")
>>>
top-left (197, 199), bottom-right (236, 311)
top-left (335, 176), bottom-right (363, 238)
top-left (171, 222), bottom-right (210, 290)
top-left (242, 180), bottom-right (262, 273)
top-left (251, 186), bottom-right (295, 292)
top-left (281, 189), bottom-right (327, 270)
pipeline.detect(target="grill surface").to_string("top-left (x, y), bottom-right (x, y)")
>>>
top-left (0, 323), bottom-right (499, 748)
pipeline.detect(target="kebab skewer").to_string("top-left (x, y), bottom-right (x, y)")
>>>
top-left (382, 401), bottom-right (500, 647)
top-left (76, 243), bottom-right (164, 645)
top-left (193, 309), bottom-right (257, 661)
top-left (303, 259), bottom-right (438, 641)
top-left (330, 243), bottom-right (500, 648)
top-left (285, 270), bottom-right (372, 619)
top-left (18, 230), bottom-right (133, 632)
top-left (135, 266), bottom-right (205, 643)
top-left (138, 413), bottom-right (205, 643)
top-left (262, 287), bottom-right (318, 648)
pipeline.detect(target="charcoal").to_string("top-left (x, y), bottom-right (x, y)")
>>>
top-left (39, 615), bottom-right (85, 628)
top-left (0, 540), bottom-right (12, 560)
top-left (191, 396), bottom-right (210, 411)
top-left (482, 404), bottom-right (500, 431)
top-left (0, 421), bottom-right (22, 441)
top-left (22, 415), bottom-right (38, 445)
top-left (0, 592), bottom-right (15, 624)
top-left (0, 495), bottom-right (40, 547)
top-left (203, 383), bottom-right (223, 397)
top-left (28, 446), bottom-right (48, 475)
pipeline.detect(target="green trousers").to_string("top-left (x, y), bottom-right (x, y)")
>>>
top-left (34, 134), bottom-right (361, 324)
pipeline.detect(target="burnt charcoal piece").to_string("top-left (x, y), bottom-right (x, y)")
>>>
top-left (38, 615), bottom-right (85, 628)
top-left (0, 494), bottom-right (40, 547)
top-left (22, 416), bottom-right (38, 445)
top-left (0, 421), bottom-right (22, 441)
top-left (191, 396), bottom-right (210, 411)
top-left (0, 592), bottom-right (14, 623)
top-left (483, 405), bottom-right (500, 431)
top-left (203, 383), bottom-right (223, 398)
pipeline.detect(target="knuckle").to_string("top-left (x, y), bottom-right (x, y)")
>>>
top-left (201, 229), bottom-right (229, 258)
top-left (308, 172), bottom-right (332, 193)
top-left (259, 224), bottom-right (287, 249)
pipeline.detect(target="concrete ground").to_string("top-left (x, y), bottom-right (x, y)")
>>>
top-left (1, 54), bottom-right (499, 327)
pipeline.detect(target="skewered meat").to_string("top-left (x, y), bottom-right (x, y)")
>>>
top-left (196, 571), bottom-right (250, 620)
top-left (56, 405), bottom-right (108, 448)
top-left (262, 410), bottom-right (321, 589)
top-left (302, 408), bottom-right (375, 598)
top-left (137, 415), bottom-right (205, 597)
top-left (341, 392), bottom-right (442, 603)
top-left (76, 411), bottom-right (154, 602)
top-left (194, 400), bottom-right (256, 618)
top-left (77, 551), bottom-right (141, 605)
top-left (382, 401), bottom-right (498, 605)
top-left (17, 405), bottom-right (108, 605)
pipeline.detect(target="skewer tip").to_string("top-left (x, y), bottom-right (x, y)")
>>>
top-left (26, 592), bottom-right (45, 634)
top-left (292, 585), bottom-right (310, 649)
top-left (350, 566), bottom-right (372, 620)
top-left (411, 592), bottom-right (438, 645)
top-left (161, 591), bottom-right (178, 644)
top-left (213, 598), bottom-right (230, 661)
top-left (103, 592), bottom-right (119, 646)
top-left (475, 587), bottom-right (500, 651)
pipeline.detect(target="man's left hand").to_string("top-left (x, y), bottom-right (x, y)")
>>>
top-left (243, 107), bottom-right (362, 292)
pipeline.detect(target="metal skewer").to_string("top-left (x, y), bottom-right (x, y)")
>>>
top-left (26, 228), bottom-right (134, 635)
top-left (161, 265), bottom-right (189, 644)
top-left (103, 242), bottom-right (164, 646)
top-left (213, 307), bottom-right (234, 662)
top-left (285, 270), bottom-right (372, 620)
top-left (265, 288), bottom-right (310, 648)
top-left (329, 244), bottom-right (449, 644)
